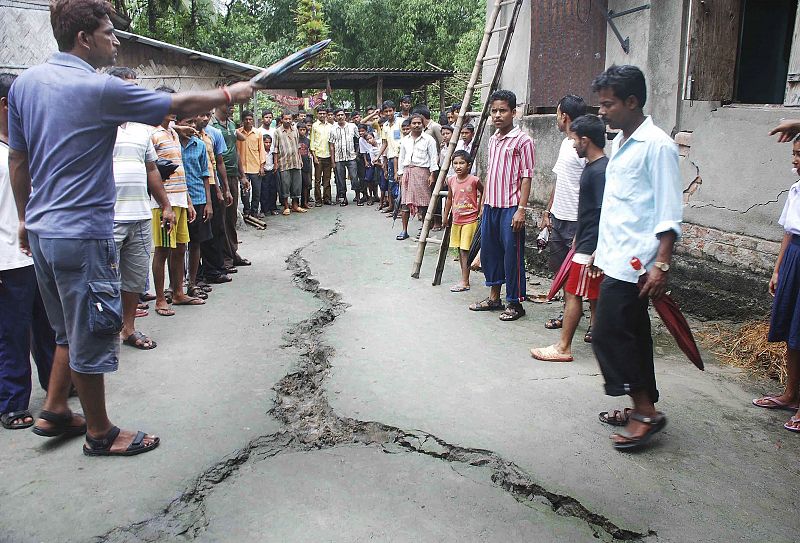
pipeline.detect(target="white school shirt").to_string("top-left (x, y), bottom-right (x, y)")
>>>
top-left (779, 179), bottom-right (800, 235)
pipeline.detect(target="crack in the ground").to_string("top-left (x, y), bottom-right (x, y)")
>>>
top-left (95, 214), bottom-right (650, 542)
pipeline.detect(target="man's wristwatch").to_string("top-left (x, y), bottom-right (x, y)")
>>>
top-left (653, 261), bottom-right (670, 272)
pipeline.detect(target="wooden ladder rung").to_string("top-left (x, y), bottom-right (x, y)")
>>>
top-left (490, 25), bottom-right (509, 34)
top-left (474, 82), bottom-right (493, 89)
top-left (482, 54), bottom-right (501, 62)
top-left (423, 237), bottom-right (443, 245)
top-left (497, 0), bottom-right (517, 6)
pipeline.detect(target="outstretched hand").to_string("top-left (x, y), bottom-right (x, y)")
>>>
top-left (769, 119), bottom-right (800, 143)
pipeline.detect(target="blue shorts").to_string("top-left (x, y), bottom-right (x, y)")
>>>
top-left (28, 233), bottom-right (121, 374)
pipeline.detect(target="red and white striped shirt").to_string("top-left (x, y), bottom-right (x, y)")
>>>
top-left (484, 126), bottom-right (535, 208)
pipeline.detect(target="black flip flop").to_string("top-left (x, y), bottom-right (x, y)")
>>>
top-left (83, 426), bottom-right (160, 457)
top-left (598, 408), bottom-right (633, 426)
top-left (32, 410), bottom-right (87, 437)
top-left (122, 331), bottom-right (157, 350)
top-left (1, 410), bottom-right (34, 430)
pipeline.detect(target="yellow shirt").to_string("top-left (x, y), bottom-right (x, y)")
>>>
top-left (236, 127), bottom-right (266, 174)
top-left (310, 120), bottom-right (332, 159)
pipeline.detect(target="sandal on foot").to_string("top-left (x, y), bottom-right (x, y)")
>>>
top-left (135, 308), bottom-right (149, 318)
top-left (598, 408), bottom-right (633, 426)
top-left (186, 286), bottom-right (208, 299)
top-left (173, 297), bottom-right (205, 306)
top-left (1, 410), bottom-right (34, 430)
top-left (140, 293), bottom-right (157, 302)
top-left (83, 426), bottom-right (160, 457)
top-left (499, 304), bottom-right (526, 321)
top-left (396, 232), bottom-right (409, 241)
top-left (155, 306), bottom-right (175, 317)
top-left (137, 302), bottom-right (149, 310)
top-left (122, 331), bottom-right (157, 350)
top-left (450, 284), bottom-right (470, 292)
top-left (611, 413), bottom-right (667, 451)
top-left (545, 316), bottom-right (563, 329)
top-left (530, 345), bottom-right (573, 362)
top-left (32, 410), bottom-right (87, 437)
top-left (584, 326), bottom-right (592, 343)
top-left (753, 396), bottom-right (800, 411)
top-left (469, 298), bottom-right (504, 311)
top-left (784, 416), bottom-right (800, 433)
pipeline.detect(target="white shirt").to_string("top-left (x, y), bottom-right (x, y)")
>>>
top-left (779, 180), bottom-right (800, 235)
top-left (329, 122), bottom-right (358, 162)
top-left (595, 116), bottom-right (683, 284)
top-left (398, 132), bottom-right (439, 175)
top-left (0, 141), bottom-right (33, 271)
top-left (113, 123), bottom-right (157, 222)
top-left (455, 139), bottom-right (478, 174)
top-left (550, 137), bottom-right (585, 222)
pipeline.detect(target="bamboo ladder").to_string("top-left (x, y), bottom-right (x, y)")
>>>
top-left (410, 0), bottom-right (525, 282)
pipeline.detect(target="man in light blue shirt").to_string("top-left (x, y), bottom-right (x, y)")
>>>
top-left (589, 65), bottom-right (682, 452)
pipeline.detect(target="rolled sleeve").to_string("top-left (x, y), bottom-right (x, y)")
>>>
top-left (649, 141), bottom-right (683, 239)
top-left (519, 138), bottom-right (535, 179)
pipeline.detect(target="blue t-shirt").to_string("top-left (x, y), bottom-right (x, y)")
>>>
top-left (205, 124), bottom-right (227, 156)
top-left (8, 53), bottom-right (171, 239)
top-left (182, 136), bottom-right (209, 205)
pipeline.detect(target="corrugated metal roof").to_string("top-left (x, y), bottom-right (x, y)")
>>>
top-left (114, 30), bottom-right (453, 89)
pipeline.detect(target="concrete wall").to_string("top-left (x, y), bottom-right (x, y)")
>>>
top-left (483, 0), bottom-right (531, 109)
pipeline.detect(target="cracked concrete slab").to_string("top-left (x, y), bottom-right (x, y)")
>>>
top-left (197, 445), bottom-right (605, 542)
top-left (0, 218), bottom-right (329, 543)
top-left (2, 206), bottom-right (798, 542)
top-left (307, 210), bottom-right (799, 542)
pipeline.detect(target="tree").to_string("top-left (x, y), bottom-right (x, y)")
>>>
top-left (295, 0), bottom-right (335, 67)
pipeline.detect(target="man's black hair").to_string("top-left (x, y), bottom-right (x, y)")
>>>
top-left (409, 113), bottom-right (425, 123)
top-left (107, 66), bottom-right (137, 80)
top-left (241, 110), bottom-right (254, 119)
top-left (461, 124), bottom-right (475, 133)
top-left (352, 110), bottom-right (362, 116)
top-left (297, 122), bottom-right (307, 130)
top-left (399, 95), bottom-right (412, 103)
top-left (449, 103), bottom-right (461, 113)
top-left (263, 134), bottom-right (272, 141)
top-left (358, 123), bottom-right (368, 131)
top-left (489, 90), bottom-right (516, 110)
top-left (325, 108), bottom-right (334, 114)
top-left (570, 114), bottom-right (606, 149)
top-left (591, 64), bottom-right (647, 108)
top-left (333, 107), bottom-right (344, 115)
top-left (281, 110), bottom-right (292, 119)
top-left (0, 73), bottom-right (18, 100)
top-left (366, 105), bottom-right (376, 111)
top-left (452, 150), bottom-right (472, 164)
top-left (155, 85), bottom-right (175, 94)
top-left (401, 119), bottom-right (411, 127)
top-left (441, 124), bottom-right (454, 133)
top-left (262, 109), bottom-right (273, 117)
top-left (411, 105), bottom-right (431, 120)
top-left (557, 94), bottom-right (587, 122)
top-left (382, 100), bottom-right (396, 111)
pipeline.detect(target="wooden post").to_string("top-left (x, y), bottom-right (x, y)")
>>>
top-left (354, 88), bottom-right (361, 112)
top-left (439, 79), bottom-right (446, 114)
top-left (785, 6), bottom-right (800, 105)
top-left (376, 77), bottom-right (384, 106)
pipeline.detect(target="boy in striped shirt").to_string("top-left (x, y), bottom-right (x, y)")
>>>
top-left (468, 90), bottom-right (535, 321)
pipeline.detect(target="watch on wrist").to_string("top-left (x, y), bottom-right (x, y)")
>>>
top-left (653, 261), bottom-right (670, 272)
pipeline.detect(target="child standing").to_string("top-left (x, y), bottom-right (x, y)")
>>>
top-left (443, 150), bottom-right (483, 292)
top-left (262, 134), bottom-right (279, 216)
top-left (297, 123), bottom-right (313, 208)
top-left (756, 135), bottom-right (800, 431)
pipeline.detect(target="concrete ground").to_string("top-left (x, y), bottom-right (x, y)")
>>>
top-left (0, 203), bottom-right (797, 542)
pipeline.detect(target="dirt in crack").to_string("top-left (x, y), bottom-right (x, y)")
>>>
top-left (95, 216), bottom-right (649, 542)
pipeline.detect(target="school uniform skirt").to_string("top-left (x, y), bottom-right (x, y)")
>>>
top-left (401, 166), bottom-right (433, 208)
top-left (769, 234), bottom-right (800, 350)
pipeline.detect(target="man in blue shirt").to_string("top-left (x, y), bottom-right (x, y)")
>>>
top-left (589, 65), bottom-right (682, 452)
top-left (8, 0), bottom-right (254, 457)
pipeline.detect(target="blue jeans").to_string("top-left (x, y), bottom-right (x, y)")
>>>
top-left (0, 265), bottom-right (55, 413)
top-left (480, 205), bottom-right (526, 303)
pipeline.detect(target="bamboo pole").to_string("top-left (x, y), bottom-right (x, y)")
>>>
top-left (410, 0), bottom-right (522, 279)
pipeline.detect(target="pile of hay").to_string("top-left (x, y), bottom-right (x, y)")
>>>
top-left (698, 321), bottom-right (787, 384)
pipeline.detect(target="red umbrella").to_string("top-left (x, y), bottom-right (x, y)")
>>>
top-left (631, 257), bottom-right (704, 371)
top-left (546, 246), bottom-right (575, 301)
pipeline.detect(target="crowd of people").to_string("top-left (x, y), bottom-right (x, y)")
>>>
top-left (2, 0), bottom-right (800, 463)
